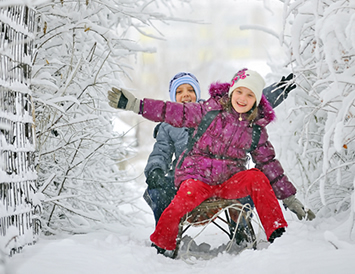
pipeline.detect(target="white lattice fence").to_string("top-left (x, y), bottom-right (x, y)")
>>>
top-left (0, 5), bottom-right (40, 255)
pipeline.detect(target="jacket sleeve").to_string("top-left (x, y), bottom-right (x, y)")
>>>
top-left (250, 127), bottom-right (297, 200)
top-left (144, 124), bottom-right (174, 178)
top-left (142, 98), bottom-right (206, 128)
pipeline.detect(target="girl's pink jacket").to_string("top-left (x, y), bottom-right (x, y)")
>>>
top-left (142, 82), bottom-right (296, 200)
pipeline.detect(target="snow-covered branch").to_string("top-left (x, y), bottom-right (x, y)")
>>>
top-left (270, 0), bottom-right (355, 222)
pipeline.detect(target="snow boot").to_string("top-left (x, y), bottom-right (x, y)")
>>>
top-left (151, 243), bottom-right (177, 259)
top-left (268, 227), bottom-right (285, 243)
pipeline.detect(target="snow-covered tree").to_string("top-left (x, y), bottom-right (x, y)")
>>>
top-left (32, 0), bottom-right (189, 233)
top-left (270, 0), bottom-right (355, 227)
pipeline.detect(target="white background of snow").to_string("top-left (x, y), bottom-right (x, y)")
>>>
top-left (5, 179), bottom-right (355, 274)
top-left (3, 0), bottom-right (355, 273)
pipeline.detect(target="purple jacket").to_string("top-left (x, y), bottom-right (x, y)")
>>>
top-left (142, 82), bottom-right (297, 199)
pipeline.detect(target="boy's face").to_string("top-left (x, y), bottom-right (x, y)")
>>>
top-left (231, 86), bottom-right (256, 113)
top-left (175, 84), bottom-right (197, 103)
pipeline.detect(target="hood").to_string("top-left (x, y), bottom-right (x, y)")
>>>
top-left (208, 81), bottom-right (276, 126)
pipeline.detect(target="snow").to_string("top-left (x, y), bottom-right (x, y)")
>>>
top-left (113, 117), bottom-right (136, 137)
top-left (5, 174), bottom-right (355, 274)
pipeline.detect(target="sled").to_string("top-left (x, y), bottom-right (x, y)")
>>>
top-left (173, 198), bottom-right (257, 258)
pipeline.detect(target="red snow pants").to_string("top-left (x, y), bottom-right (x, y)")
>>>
top-left (150, 168), bottom-right (287, 250)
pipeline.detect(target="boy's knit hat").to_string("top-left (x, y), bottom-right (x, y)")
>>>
top-left (229, 68), bottom-right (265, 106)
top-left (169, 72), bottom-right (201, 102)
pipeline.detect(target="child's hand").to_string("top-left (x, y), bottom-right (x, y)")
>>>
top-left (264, 73), bottom-right (296, 108)
top-left (108, 87), bottom-right (140, 113)
top-left (146, 169), bottom-right (166, 189)
top-left (279, 73), bottom-right (296, 96)
top-left (283, 195), bottom-right (316, 221)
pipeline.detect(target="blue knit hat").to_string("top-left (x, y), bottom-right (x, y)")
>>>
top-left (169, 72), bottom-right (201, 102)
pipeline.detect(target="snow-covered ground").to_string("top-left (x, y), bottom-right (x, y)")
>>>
top-left (5, 175), bottom-right (355, 274)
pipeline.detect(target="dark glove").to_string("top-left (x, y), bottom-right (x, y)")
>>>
top-left (280, 73), bottom-right (296, 95)
top-left (107, 87), bottom-right (140, 113)
top-left (283, 195), bottom-right (316, 221)
top-left (264, 73), bottom-right (296, 108)
top-left (146, 169), bottom-right (166, 189)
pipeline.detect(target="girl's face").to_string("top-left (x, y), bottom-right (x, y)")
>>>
top-left (175, 84), bottom-right (197, 103)
top-left (231, 86), bottom-right (256, 113)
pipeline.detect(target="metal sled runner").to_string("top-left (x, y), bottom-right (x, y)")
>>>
top-left (173, 198), bottom-right (257, 258)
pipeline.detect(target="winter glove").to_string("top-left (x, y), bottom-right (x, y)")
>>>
top-left (283, 195), bottom-right (316, 221)
top-left (146, 168), bottom-right (166, 189)
top-left (264, 73), bottom-right (296, 108)
top-left (107, 87), bottom-right (141, 113)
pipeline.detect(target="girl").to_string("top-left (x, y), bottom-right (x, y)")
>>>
top-left (108, 68), bottom-right (314, 256)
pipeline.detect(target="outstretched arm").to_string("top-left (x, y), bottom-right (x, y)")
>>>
top-left (107, 87), bottom-right (206, 128)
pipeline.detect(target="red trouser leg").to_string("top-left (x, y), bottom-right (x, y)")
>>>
top-left (150, 179), bottom-right (214, 250)
top-left (150, 169), bottom-right (287, 250)
top-left (216, 168), bottom-right (287, 239)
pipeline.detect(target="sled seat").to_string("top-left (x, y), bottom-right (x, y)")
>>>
top-left (174, 198), bottom-right (256, 257)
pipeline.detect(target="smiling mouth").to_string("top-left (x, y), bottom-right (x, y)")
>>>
top-left (237, 101), bottom-right (247, 107)
top-left (182, 100), bottom-right (192, 103)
